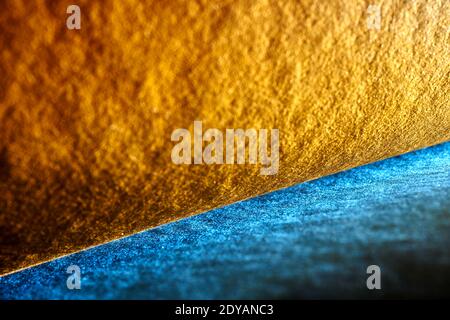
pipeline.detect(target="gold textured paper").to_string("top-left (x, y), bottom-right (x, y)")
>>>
top-left (0, 0), bottom-right (449, 275)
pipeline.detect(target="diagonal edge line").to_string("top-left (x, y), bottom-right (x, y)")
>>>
top-left (1, 139), bottom-right (449, 278)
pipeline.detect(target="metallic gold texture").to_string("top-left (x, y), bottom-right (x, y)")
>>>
top-left (0, 0), bottom-right (449, 275)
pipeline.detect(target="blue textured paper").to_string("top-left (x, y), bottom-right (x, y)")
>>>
top-left (1, 142), bottom-right (449, 299)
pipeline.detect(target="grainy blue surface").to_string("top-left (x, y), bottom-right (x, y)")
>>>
top-left (1, 142), bottom-right (449, 299)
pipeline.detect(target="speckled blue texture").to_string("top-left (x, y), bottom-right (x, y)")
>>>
top-left (1, 142), bottom-right (449, 299)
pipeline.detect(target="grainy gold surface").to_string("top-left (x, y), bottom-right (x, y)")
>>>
top-left (0, 0), bottom-right (449, 275)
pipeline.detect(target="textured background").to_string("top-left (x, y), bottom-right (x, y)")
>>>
top-left (0, 0), bottom-right (449, 274)
top-left (1, 142), bottom-right (449, 299)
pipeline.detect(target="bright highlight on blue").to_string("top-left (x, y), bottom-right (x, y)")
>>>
top-left (1, 142), bottom-right (449, 299)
